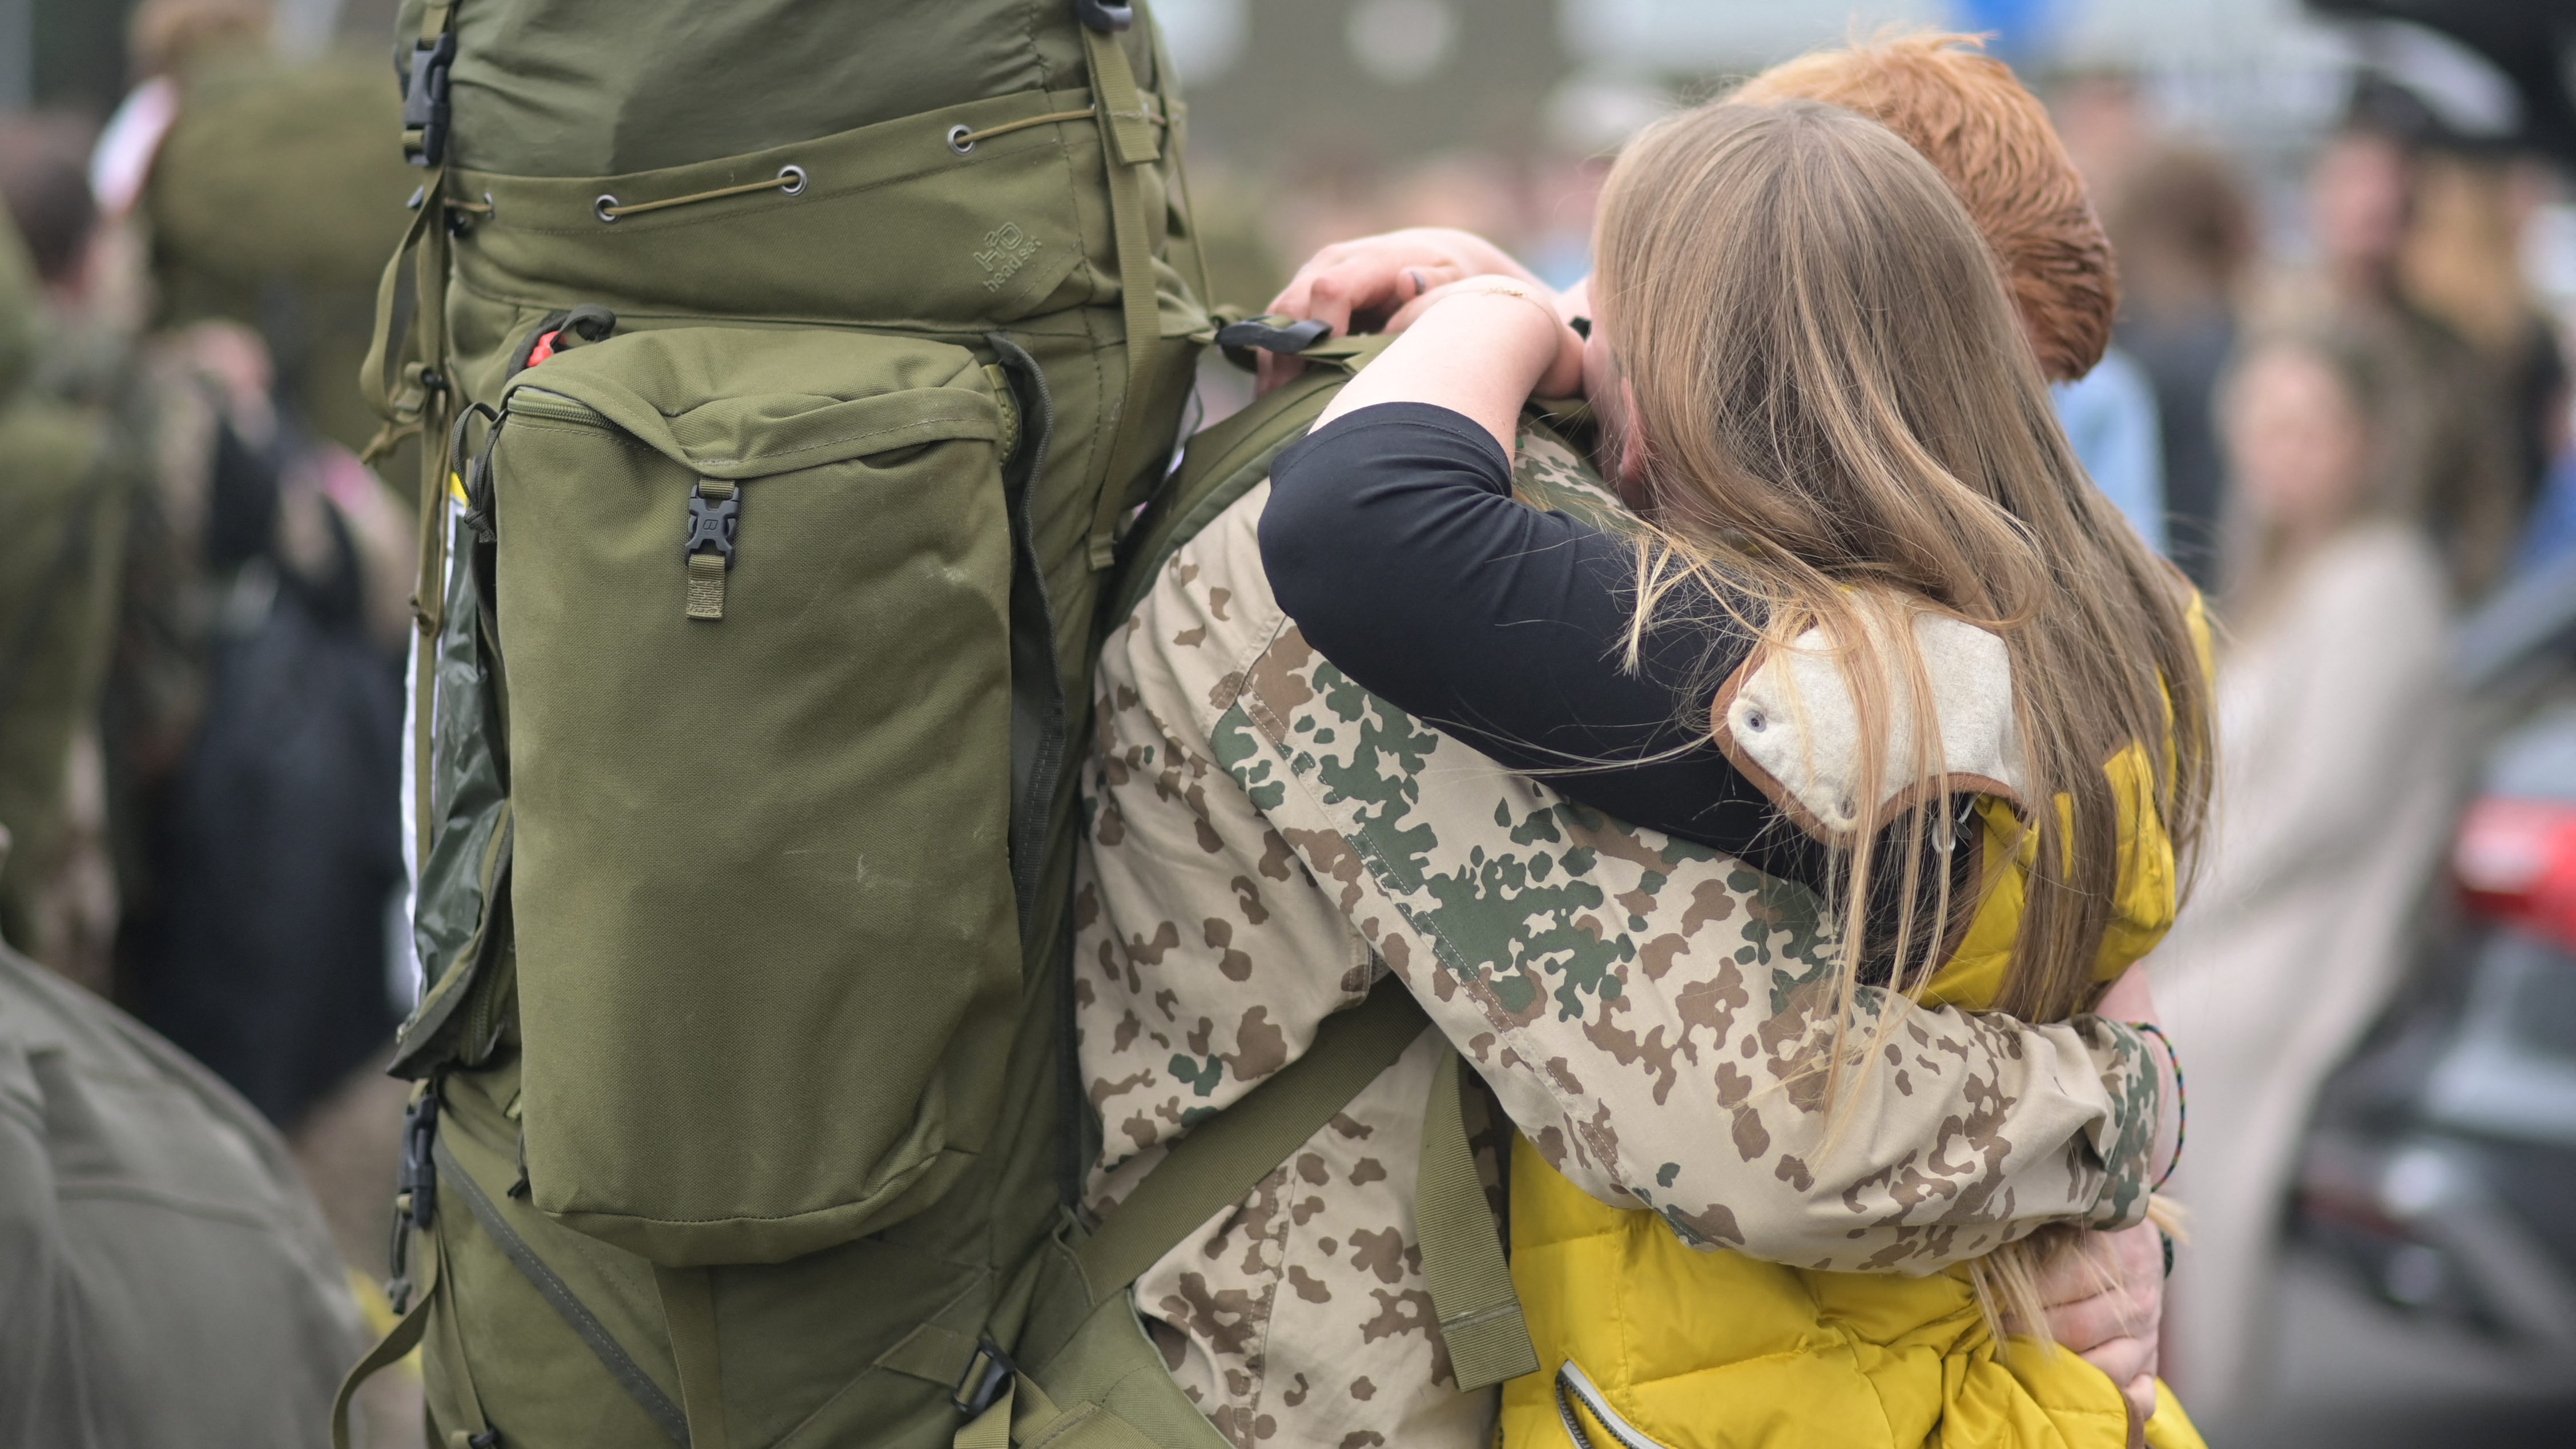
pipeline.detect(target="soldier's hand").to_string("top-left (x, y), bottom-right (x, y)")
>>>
top-left (1259, 228), bottom-right (1543, 394)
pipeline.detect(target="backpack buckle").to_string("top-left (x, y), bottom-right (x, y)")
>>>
top-left (684, 484), bottom-right (740, 566)
top-left (1215, 316), bottom-right (1332, 374)
top-left (951, 1336), bottom-right (1016, 1416)
top-left (399, 1091), bottom-right (440, 1231)
top-left (1074, 0), bottom-right (1133, 32)
top-left (402, 33), bottom-right (458, 167)
top-left (387, 1090), bottom-right (440, 1313)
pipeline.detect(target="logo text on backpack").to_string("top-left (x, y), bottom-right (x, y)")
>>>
top-left (975, 223), bottom-right (1041, 292)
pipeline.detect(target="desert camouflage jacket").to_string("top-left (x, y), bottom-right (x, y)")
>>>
top-left (1073, 425), bottom-right (2162, 1449)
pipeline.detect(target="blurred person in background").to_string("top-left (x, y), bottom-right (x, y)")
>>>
top-left (117, 0), bottom-right (423, 466)
top-left (2146, 327), bottom-right (2457, 1421)
top-left (0, 860), bottom-right (367, 1449)
top-left (0, 153), bottom-right (128, 999)
top-left (2110, 147), bottom-right (2259, 593)
top-left (2397, 146), bottom-right (2566, 526)
top-left (2051, 324), bottom-right (2170, 554)
top-left (104, 0), bottom-right (414, 1136)
top-left (0, 147), bottom-right (372, 1449)
top-left (36, 6), bottom-right (425, 1365)
top-left (2290, 83), bottom-right (2522, 600)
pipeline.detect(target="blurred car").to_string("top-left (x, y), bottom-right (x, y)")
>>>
top-left (2297, 558), bottom-right (2576, 1353)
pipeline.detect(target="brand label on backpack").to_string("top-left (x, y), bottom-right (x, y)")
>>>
top-left (975, 223), bottom-right (1041, 292)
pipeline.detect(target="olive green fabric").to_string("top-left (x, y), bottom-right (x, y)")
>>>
top-left (492, 329), bottom-right (1020, 1264)
top-left (0, 938), bottom-right (366, 1448)
top-left (0, 220), bottom-right (122, 959)
top-left (147, 53), bottom-right (422, 460)
top-left (393, 0), bottom-right (1168, 178)
top-left (361, 4), bottom-right (1229, 1444)
top-left (1108, 329), bottom-right (1394, 629)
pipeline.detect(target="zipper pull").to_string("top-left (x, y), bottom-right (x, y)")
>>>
top-left (683, 480), bottom-right (738, 621)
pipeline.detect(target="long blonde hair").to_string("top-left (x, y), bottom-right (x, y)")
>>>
top-left (1594, 99), bottom-right (2213, 1331)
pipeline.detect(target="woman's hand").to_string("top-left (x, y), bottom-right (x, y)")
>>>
top-left (1258, 228), bottom-right (1547, 393)
top-left (2036, 1221), bottom-right (2166, 1448)
top-left (1313, 276), bottom-right (1587, 453)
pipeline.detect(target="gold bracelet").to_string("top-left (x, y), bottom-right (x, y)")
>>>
top-left (1438, 282), bottom-right (1566, 333)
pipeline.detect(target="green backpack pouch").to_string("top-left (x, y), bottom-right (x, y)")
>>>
top-left (473, 324), bottom-right (1026, 1265)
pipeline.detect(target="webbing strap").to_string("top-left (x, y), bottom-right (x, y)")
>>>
top-left (330, 1215), bottom-right (499, 1449)
top-left (1415, 1049), bottom-right (1539, 1391)
top-left (1080, 25), bottom-right (1164, 571)
top-left (361, 158), bottom-right (457, 870)
top-left (360, 167), bottom-right (441, 429)
top-left (331, 1238), bottom-right (436, 1449)
top-left (657, 1265), bottom-right (733, 1449)
top-left (685, 550), bottom-right (727, 619)
top-left (1074, 977), bottom-right (1428, 1301)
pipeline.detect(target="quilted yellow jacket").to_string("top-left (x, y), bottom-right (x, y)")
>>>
top-left (1504, 628), bottom-right (2207, 1449)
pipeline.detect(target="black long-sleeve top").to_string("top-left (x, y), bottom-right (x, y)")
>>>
top-left (1261, 402), bottom-right (1973, 953)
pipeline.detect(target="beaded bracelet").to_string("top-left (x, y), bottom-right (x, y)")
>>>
top-left (2127, 1020), bottom-right (2185, 1192)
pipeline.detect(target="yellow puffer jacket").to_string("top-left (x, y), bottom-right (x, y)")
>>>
top-left (1502, 736), bottom-right (2203, 1449)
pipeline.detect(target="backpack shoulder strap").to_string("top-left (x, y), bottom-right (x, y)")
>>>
top-left (1073, 974), bottom-right (1426, 1301)
top-left (1415, 1046), bottom-right (1538, 1391)
top-left (1106, 327), bottom-right (1392, 629)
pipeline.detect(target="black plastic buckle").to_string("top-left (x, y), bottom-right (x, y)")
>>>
top-left (399, 1091), bottom-right (440, 1231)
top-left (402, 33), bottom-right (458, 167)
top-left (684, 485), bottom-right (739, 565)
top-left (1215, 316), bottom-right (1332, 373)
top-left (385, 1090), bottom-right (440, 1313)
top-left (1074, 0), bottom-right (1133, 33)
top-left (951, 1336), bottom-right (1015, 1416)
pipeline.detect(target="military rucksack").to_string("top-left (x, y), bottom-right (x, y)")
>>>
top-left (337, 0), bottom-right (1572, 1436)
top-left (327, 2), bottom-right (1336, 1446)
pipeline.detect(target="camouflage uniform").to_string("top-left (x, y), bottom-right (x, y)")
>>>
top-left (1075, 427), bottom-right (2161, 1447)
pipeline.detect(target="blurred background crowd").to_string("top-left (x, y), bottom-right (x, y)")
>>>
top-left (2, 2), bottom-right (2573, 1446)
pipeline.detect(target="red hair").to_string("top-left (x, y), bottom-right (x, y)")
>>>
top-left (1738, 32), bottom-right (2115, 382)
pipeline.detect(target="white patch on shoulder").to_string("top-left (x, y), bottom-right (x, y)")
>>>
top-left (1718, 603), bottom-right (2024, 837)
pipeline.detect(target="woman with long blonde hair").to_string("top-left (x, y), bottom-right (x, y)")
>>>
top-left (1261, 97), bottom-right (2212, 1448)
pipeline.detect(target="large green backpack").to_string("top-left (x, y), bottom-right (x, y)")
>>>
top-left (329, 4), bottom-right (1464, 1447)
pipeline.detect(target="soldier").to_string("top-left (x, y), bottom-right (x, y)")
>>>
top-left (0, 172), bottom-right (126, 991)
top-left (0, 861), bottom-right (365, 1449)
top-left (1076, 34), bottom-right (2183, 1448)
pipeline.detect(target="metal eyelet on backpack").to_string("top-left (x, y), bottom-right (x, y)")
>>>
top-left (946, 124), bottom-right (976, 155)
top-left (776, 164), bottom-right (808, 196)
top-left (594, 194), bottom-right (622, 223)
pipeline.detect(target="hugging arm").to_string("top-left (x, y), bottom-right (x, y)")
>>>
top-left (1112, 485), bottom-right (2170, 1269)
top-left (1259, 402), bottom-right (1804, 870)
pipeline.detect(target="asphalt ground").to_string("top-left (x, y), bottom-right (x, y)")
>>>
top-left (2199, 1245), bottom-right (2576, 1448)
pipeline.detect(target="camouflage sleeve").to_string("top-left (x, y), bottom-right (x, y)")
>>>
top-left (1138, 477), bottom-right (2159, 1274)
